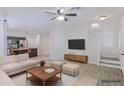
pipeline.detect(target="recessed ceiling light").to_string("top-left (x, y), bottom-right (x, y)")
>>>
top-left (98, 16), bottom-right (107, 21)
top-left (57, 16), bottom-right (64, 21)
top-left (91, 23), bottom-right (99, 28)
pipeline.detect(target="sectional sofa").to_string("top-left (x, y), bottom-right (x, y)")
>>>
top-left (0, 53), bottom-right (43, 86)
top-left (0, 69), bottom-right (15, 86)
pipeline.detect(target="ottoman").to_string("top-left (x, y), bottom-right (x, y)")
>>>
top-left (63, 63), bottom-right (80, 77)
top-left (50, 61), bottom-right (65, 70)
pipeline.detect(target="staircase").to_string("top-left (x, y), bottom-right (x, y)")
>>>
top-left (99, 56), bottom-right (121, 69)
top-left (96, 41), bottom-right (121, 69)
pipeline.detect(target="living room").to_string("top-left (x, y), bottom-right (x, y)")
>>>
top-left (1, 6), bottom-right (124, 87)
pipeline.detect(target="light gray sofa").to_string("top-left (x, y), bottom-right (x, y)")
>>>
top-left (0, 53), bottom-right (43, 86)
top-left (0, 69), bottom-right (15, 86)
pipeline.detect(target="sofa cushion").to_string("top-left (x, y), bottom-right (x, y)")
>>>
top-left (18, 59), bottom-right (38, 67)
top-left (15, 55), bottom-right (20, 62)
top-left (29, 56), bottom-right (43, 62)
top-left (18, 53), bottom-right (29, 61)
top-left (0, 63), bottom-right (22, 73)
top-left (0, 55), bottom-right (16, 65)
top-left (62, 63), bottom-right (80, 76)
top-left (50, 61), bottom-right (65, 70)
top-left (0, 69), bottom-right (15, 86)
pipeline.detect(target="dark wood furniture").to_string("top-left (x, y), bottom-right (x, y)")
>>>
top-left (29, 48), bottom-right (37, 58)
top-left (26, 66), bottom-right (62, 86)
top-left (10, 48), bottom-right (29, 55)
top-left (10, 48), bottom-right (37, 58)
top-left (64, 54), bottom-right (88, 63)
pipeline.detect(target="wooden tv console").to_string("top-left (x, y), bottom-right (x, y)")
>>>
top-left (64, 54), bottom-right (88, 63)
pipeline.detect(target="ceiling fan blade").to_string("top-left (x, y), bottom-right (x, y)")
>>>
top-left (70, 7), bottom-right (81, 10)
top-left (65, 13), bottom-right (77, 16)
top-left (44, 12), bottom-right (57, 15)
top-left (51, 16), bottom-right (57, 20)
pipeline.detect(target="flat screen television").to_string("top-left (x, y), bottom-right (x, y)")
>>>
top-left (68, 39), bottom-right (85, 50)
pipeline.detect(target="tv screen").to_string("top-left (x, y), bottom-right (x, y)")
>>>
top-left (68, 39), bottom-right (85, 50)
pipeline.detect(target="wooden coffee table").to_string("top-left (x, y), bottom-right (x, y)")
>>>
top-left (26, 66), bottom-right (62, 86)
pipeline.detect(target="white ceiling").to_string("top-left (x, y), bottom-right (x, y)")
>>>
top-left (0, 7), bottom-right (123, 33)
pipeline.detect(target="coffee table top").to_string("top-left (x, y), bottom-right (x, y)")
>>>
top-left (26, 66), bottom-right (61, 81)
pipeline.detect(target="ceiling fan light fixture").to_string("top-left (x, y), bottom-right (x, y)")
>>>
top-left (58, 8), bottom-right (64, 15)
top-left (98, 16), bottom-right (108, 21)
top-left (57, 16), bottom-right (64, 21)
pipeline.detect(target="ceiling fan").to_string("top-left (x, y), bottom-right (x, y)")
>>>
top-left (44, 8), bottom-right (77, 21)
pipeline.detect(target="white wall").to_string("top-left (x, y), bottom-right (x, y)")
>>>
top-left (87, 28), bottom-right (101, 64)
top-left (119, 14), bottom-right (124, 52)
top-left (26, 33), bottom-right (40, 49)
top-left (7, 30), bottom-right (26, 37)
top-left (38, 31), bottom-right (49, 55)
top-left (100, 29), bottom-right (119, 58)
top-left (49, 24), bottom-right (88, 60)
top-left (49, 28), bottom-right (66, 60)
top-left (64, 25), bottom-right (88, 55)
top-left (0, 20), bottom-right (7, 56)
top-left (49, 29), bottom-right (55, 59)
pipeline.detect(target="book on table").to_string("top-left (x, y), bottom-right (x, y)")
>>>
top-left (44, 68), bottom-right (55, 73)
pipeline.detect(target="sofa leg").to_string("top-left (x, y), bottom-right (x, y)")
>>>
top-left (26, 72), bottom-right (28, 83)
top-left (73, 70), bottom-right (75, 77)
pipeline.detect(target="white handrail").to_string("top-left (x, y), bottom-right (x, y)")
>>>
top-left (97, 41), bottom-right (101, 66)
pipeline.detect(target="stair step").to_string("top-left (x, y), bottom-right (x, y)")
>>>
top-left (99, 62), bottom-right (121, 69)
top-left (100, 61), bottom-right (121, 66)
top-left (99, 57), bottom-right (120, 69)
top-left (100, 59), bottom-right (120, 65)
top-left (101, 57), bottom-right (119, 61)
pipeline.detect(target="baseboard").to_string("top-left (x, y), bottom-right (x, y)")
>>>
top-left (88, 61), bottom-right (97, 64)
top-left (101, 55), bottom-right (119, 58)
top-left (38, 54), bottom-right (49, 56)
